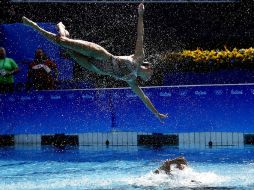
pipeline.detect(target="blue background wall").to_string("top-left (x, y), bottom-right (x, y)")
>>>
top-left (1, 84), bottom-right (254, 134)
top-left (0, 23), bottom-right (74, 83)
top-left (1, 23), bottom-right (254, 89)
top-left (163, 69), bottom-right (254, 86)
top-left (2, 23), bottom-right (254, 88)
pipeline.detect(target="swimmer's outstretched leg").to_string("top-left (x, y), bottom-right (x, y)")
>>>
top-left (22, 16), bottom-right (112, 60)
top-left (22, 16), bottom-right (58, 43)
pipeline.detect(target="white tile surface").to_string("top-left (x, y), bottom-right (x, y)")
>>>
top-left (183, 133), bottom-right (189, 145)
top-left (31, 135), bottom-right (37, 144)
top-left (216, 132), bottom-right (222, 146)
top-left (83, 133), bottom-right (89, 145)
top-left (128, 132), bottom-right (137, 146)
top-left (132, 132), bottom-right (138, 146)
top-left (189, 133), bottom-right (195, 145)
top-left (117, 132), bottom-right (123, 146)
top-left (232, 132), bottom-right (239, 146)
top-left (92, 133), bottom-right (98, 145)
top-left (238, 133), bottom-right (244, 146)
top-left (87, 133), bottom-right (93, 145)
top-left (78, 134), bottom-right (84, 145)
top-left (102, 133), bottom-right (108, 145)
top-left (227, 133), bottom-right (233, 145)
top-left (194, 133), bottom-right (200, 144)
top-left (122, 132), bottom-right (128, 145)
top-left (221, 132), bottom-right (228, 146)
top-left (127, 132), bottom-right (132, 145)
top-left (179, 133), bottom-right (184, 145)
top-left (199, 132), bottom-right (206, 146)
top-left (36, 135), bottom-right (41, 144)
top-left (97, 133), bottom-right (103, 145)
top-left (112, 132), bottom-right (118, 146)
top-left (205, 132), bottom-right (211, 145)
top-left (14, 135), bottom-right (19, 144)
top-left (210, 132), bottom-right (216, 145)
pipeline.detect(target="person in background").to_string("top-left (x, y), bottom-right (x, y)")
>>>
top-left (154, 156), bottom-right (188, 174)
top-left (0, 47), bottom-right (19, 94)
top-left (27, 48), bottom-right (58, 90)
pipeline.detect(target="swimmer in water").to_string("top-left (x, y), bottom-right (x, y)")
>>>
top-left (22, 3), bottom-right (167, 122)
top-left (154, 156), bottom-right (201, 184)
top-left (154, 156), bottom-right (188, 174)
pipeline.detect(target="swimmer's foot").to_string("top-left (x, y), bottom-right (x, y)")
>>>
top-left (22, 16), bottom-right (38, 28)
top-left (56, 22), bottom-right (70, 38)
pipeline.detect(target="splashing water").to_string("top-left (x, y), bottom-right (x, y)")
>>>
top-left (0, 146), bottom-right (254, 190)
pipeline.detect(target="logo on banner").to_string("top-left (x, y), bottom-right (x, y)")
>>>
top-left (214, 90), bottom-right (223, 95)
top-left (67, 94), bottom-right (75, 99)
top-left (20, 96), bottom-right (31, 101)
top-left (159, 92), bottom-right (171, 97)
top-left (179, 90), bottom-right (188, 96)
top-left (98, 94), bottom-right (106, 99)
top-left (50, 95), bottom-right (61, 100)
top-left (231, 89), bottom-right (243, 95)
top-left (8, 97), bottom-right (15, 102)
top-left (113, 93), bottom-right (120, 98)
top-left (195, 91), bottom-right (207, 96)
top-left (126, 93), bottom-right (138, 98)
top-left (37, 95), bottom-right (44, 101)
top-left (82, 94), bottom-right (94, 100)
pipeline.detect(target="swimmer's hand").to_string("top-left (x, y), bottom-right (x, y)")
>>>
top-left (138, 3), bottom-right (144, 15)
top-left (157, 113), bottom-right (168, 123)
top-left (22, 16), bottom-right (38, 28)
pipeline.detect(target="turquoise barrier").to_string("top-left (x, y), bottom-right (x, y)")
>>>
top-left (1, 84), bottom-right (254, 134)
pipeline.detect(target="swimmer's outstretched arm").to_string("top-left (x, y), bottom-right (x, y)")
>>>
top-left (127, 80), bottom-right (167, 122)
top-left (134, 3), bottom-right (145, 62)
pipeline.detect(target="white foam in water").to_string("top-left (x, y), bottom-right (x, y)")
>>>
top-left (0, 164), bottom-right (247, 190)
top-left (1, 176), bottom-right (88, 190)
top-left (1, 158), bottom-right (254, 189)
top-left (127, 166), bottom-right (230, 189)
top-left (0, 166), bottom-right (253, 190)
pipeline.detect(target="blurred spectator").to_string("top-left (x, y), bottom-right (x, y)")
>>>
top-left (0, 47), bottom-right (19, 94)
top-left (27, 48), bottom-right (58, 90)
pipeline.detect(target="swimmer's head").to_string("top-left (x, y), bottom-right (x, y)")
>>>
top-left (175, 156), bottom-right (188, 170)
top-left (0, 47), bottom-right (6, 59)
top-left (138, 61), bottom-right (153, 81)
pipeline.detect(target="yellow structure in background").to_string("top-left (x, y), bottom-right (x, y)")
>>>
top-left (162, 47), bottom-right (254, 65)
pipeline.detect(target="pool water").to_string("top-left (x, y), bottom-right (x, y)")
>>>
top-left (0, 145), bottom-right (254, 190)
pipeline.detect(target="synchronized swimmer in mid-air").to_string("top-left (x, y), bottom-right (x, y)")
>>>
top-left (22, 3), bottom-right (168, 122)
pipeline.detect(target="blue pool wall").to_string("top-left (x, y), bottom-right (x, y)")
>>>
top-left (1, 84), bottom-right (254, 135)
